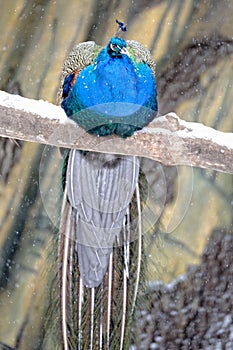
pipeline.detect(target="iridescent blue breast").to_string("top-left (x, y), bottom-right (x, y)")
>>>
top-left (61, 37), bottom-right (158, 137)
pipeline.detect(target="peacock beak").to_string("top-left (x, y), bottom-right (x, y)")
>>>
top-left (120, 46), bottom-right (130, 56)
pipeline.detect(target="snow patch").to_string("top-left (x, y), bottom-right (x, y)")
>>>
top-left (178, 118), bottom-right (233, 149)
top-left (144, 112), bottom-right (233, 150)
top-left (0, 90), bottom-right (68, 123)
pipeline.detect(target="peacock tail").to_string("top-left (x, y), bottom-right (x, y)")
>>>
top-left (57, 31), bottom-right (158, 349)
top-left (59, 167), bottom-right (146, 349)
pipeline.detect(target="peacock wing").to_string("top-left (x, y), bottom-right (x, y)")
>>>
top-left (126, 39), bottom-right (156, 78)
top-left (58, 41), bottom-right (102, 103)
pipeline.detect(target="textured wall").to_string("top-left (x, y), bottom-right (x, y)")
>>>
top-left (0, 0), bottom-right (232, 348)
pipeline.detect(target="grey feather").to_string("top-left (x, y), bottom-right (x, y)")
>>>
top-left (66, 149), bottom-right (140, 287)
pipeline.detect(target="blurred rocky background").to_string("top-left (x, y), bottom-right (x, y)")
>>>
top-left (0, 0), bottom-right (232, 349)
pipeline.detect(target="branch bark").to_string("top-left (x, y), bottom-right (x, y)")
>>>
top-left (0, 90), bottom-right (232, 173)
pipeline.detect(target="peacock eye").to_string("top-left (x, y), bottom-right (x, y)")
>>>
top-left (110, 43), bottom-right (117, 51)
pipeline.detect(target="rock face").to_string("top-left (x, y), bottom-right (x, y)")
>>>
top-left (132, 230), bottom-right (233, 349)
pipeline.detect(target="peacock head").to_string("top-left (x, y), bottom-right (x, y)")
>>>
top-left (107, 37), bottom-right (129, 58)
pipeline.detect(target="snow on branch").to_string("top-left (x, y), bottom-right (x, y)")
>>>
top-left (0, 90), bottom-right (232, 173)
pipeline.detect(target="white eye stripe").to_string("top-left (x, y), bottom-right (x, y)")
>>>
top-left (110, 43), bottom-right (117, 51)
top-left (110, 43), bottom-right (122, 52)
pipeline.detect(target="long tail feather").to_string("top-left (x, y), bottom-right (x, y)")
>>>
top-left (78, 277), bottom-right (84, 350)
top-left (106, 252), bottom-right (113, 349)
top-left (131, 182), bottom-right (142, 314)
top-left (59, 186), bottom-right (76, 350)
top-left (59, 153), bottom-right (144, 349)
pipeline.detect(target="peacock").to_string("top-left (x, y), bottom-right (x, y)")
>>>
top-left (58, 21), bottom-right (158, 350)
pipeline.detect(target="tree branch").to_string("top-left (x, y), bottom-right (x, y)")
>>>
top-left (0, 90), bottom-right (232, 173)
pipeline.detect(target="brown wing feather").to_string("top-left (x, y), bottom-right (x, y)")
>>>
top-left (126, 39), bottom-right (156, 77)
top-left (58, 41), bottom-right (102, 103)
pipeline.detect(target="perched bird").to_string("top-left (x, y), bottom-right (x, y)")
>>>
top-left (58, 23), bottom-right (158, 350)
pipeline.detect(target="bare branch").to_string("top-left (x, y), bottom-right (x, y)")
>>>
top-left (0, 90), bottom-right (232, 173)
